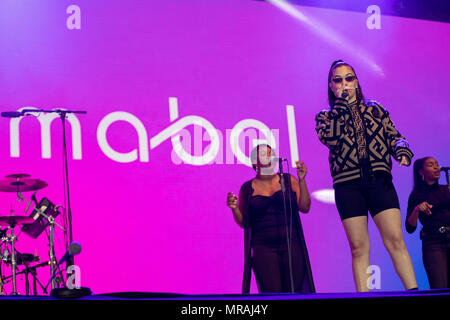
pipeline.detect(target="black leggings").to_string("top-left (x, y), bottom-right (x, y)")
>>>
top-left (251, 239), bottom-right (306, 293)
top-left (422, 236), bottom-right (450, 289)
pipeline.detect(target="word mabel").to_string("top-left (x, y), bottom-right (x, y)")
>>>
top-left (180, 304), bottom-right (269, 317)
top-left (8, 98), bottom-right (300, 167)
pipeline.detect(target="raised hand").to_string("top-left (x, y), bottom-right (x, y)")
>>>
top-left (295, 161), bottom-right (307, 181)
top-left (399, 155), bottom-right (410, 167)
top-left (227, 192), bottom-right (238, 210)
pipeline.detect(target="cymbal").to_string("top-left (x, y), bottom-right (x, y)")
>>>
top-left (5, 173), bottom-right (31, 179)
top-left (0, 216), bottom-right (35, 227)
top-left (0, 178), bottom-right (48, 192)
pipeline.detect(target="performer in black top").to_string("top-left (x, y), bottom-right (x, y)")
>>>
top-left (315, 60), bottom-right (418, 291)
top-left (226, 144), bottom-right (315, 293)
top-left (406, 157), bottom-right (450, 288)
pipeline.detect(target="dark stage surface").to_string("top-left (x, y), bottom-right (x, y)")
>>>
top-left (0, 289), bottom-right (447, 317)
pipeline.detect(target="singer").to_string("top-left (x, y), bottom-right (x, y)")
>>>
top-left (315, 60), bottom-right (417, 291)
top-left (406, 157), bottom-right (450, 288)
top-left (226, 144), bottom-right (315, 293)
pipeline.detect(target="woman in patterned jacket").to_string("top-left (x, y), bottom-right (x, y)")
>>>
top-left (315, 60), bottom-right (418, 291)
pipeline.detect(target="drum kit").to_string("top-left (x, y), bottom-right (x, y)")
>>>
top-left (0, 173), bottom-right (65, 295)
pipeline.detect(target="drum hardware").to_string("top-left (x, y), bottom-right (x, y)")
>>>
top-left (16, 193), bottom-right (65, 291)
top-left (0, 174), bottom-right (66, 295)
top-left (44, 242), bottom-right (82, 292)
top-left (0, 172), bottom-right (87, 297)
top-left (2, 109), bottom-right (87, 295)
top-left (1, 260), bottom-right (50, 295)
top-left (0, 216), bottom-right (35, 295)
top-left (3, 252), bottom-right (39, 266)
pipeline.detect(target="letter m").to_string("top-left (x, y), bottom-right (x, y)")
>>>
top-left (9, 107), bottom-right (82, 159)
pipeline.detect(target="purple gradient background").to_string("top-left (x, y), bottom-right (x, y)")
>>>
top-left (0, 0), bottom-right (449, 294)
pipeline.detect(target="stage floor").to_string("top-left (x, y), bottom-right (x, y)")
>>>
top-left (0, 288), bottom-right (448, 299)
top-left (0, 289), bottom-right (447, 318)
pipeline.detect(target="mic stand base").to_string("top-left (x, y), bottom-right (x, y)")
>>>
top-left (50, 287), bottom-right (92, 299)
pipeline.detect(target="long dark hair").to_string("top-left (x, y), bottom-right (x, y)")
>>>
top-left (412, 157), bottom-right (432, 190)
top-left (328, 60), bottom-right (365, 108)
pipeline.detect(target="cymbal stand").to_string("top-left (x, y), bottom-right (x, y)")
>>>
top-left (1, 260), bottom-right (49, 295)
top-left (0, 238), bottom-right (6, 295)
top-left (2, 222), bottom-right (20, 295)
top-left (48, 218), bottom-right (57, 290)
top-left (23, 263), bottom-right (48, 295)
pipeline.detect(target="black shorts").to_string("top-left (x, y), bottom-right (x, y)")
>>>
top-left (334, 173), bottom-right (400, 221)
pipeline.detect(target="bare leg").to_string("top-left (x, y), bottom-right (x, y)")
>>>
top-left (373, 208), bottom-right (417, 289)
top-left (342, 216), bottom-right (371, 292)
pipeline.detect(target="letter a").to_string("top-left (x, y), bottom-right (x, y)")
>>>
top-left (66, 5), bottom-right (81, 30)
top-left (366, 265), bottom-right (381, 290)
top-left (366, 5), bottom-right (381, 30)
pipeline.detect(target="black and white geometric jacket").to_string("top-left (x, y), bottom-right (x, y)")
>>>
top-left (315, 97), bottom-right (413, 186)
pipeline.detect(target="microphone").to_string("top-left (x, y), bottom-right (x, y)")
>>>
top-left (58, 242), bottom-right (82, 265)
top-left (341, 90), bottom-right (349, 99)
top-left (1, 111), bottom-right (24, 118)
top-left (440, 166), bottom-right (450, 172)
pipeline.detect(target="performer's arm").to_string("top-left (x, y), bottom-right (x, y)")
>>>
top-left (380, 106), bottom-right (413, 165)
top-left (406, 192), bottom-right (432, 233)
top-left (315, 98), bottom-right (347, 149)
top-left (290, 161), bottom-right (311, 213)
top-left (227, 191), bottom-right (244, 228)
top-left (406, 193), bottom-right (419, 233)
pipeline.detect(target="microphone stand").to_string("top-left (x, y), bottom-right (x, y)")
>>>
top-left (13, 108), bottom-right (86, 268)
top-left (279, 159), bottom-right (295, 293)
top-left (17, 192), bottom-right (65, 291)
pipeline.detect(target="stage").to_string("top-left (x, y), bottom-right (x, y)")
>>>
top-left (0, 289), bottom-right (447, 317)
top-left (0, 1), bottom-right (449, 311)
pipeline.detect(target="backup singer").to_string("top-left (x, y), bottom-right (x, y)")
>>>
top-left (315, 60), bottom-right (417, 291)
top-left (226, 144), bottom-right (315, 293)
top-left (406, 157), bottom-right (450, 288)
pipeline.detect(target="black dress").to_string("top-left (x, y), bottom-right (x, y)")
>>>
top-left (239, 173), bottom-right (315, 293)
top-left (406, 183), bottom-right (450, 288)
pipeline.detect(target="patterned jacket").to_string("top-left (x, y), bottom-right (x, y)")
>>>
top-left (315, 97), bottom-right (413, 185)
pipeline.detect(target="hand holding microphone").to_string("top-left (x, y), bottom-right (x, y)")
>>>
top-left (338, 85), bottom-right (355, 100)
